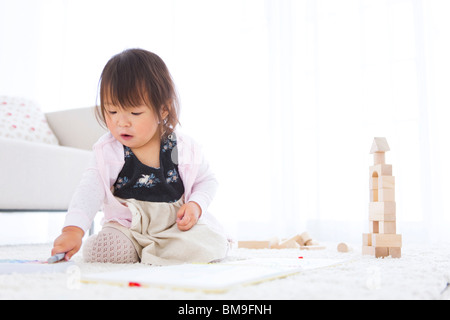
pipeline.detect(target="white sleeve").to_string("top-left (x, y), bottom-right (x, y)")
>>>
top-left (63, 154), bottom-right (105, 233)
top-left (187, 152), bottom-right (219, 215)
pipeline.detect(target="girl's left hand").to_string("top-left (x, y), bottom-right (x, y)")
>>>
top-left (176, 201), bottom-right (202, 231)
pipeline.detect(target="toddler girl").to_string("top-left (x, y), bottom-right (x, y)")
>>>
top-left (51, 49), bottom-right (229, 265)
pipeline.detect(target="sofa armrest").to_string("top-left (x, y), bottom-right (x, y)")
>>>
top-left (45, 107), bottom-right (107, 150)
top-left (0, 137), bottom-right (93, 210)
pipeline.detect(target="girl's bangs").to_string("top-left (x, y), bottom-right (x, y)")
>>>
top-left (101, 78), bottom-right (151, 110)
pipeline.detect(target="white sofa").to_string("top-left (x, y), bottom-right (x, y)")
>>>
top-left (0, 107), bottom-right (106, 211)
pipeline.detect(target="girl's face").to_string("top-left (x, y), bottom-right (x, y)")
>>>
top-left (105, 104), bottom-right (165, 150)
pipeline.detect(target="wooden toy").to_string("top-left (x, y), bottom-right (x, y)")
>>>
top-left (298, 232), bottom-right (312, 245)
top-left (238, 232), bottom-right (325, 250)
top-left (237, 241), bottom-right (271, 249)
top-left (271, 237), bottom-right (299, 249)
top-left (363, 138), bottom-right (402, 258)
top-left (337, 242), bottom-right (352, 253)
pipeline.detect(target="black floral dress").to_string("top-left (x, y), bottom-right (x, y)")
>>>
top-left (113, 133), bottom-right (184, 203)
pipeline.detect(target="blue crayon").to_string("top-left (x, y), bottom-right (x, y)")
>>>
top-left (47, 253), bottom-right (66, 264)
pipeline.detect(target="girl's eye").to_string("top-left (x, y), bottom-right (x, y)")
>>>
top-left (131, 112), bottom-right (143, 116)
top-left (108, 111), bottom-right (117, 115)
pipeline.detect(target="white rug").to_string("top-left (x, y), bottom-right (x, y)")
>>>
top-left (0, 242), bottom-right (449, 300)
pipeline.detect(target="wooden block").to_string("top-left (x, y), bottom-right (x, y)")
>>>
top-left (373, 152), bottom-right (385, 165)
top-left (305, 239), bottom-right (319, 246)
top-left (281, 238), bottom-right (300, 249)
top-left (369, 221), bottom-right (379, 234)
top-left (389, 247), bottom-right (402, 258)
top-left (369, 202), bottom-right (396, 214)
top-left (369, 211), bottom-right (396, 222)
top-left (369, 177), bottom-right (378, 190)
top-left (299, 245), bottom-right (325, 250)
top-left (363, 246), bottom-right (389, 258)
top-left (298, 232), bottom-right (312, 245)
top-left (267, 237), bottom-right (280, 248)
top-left (372, 234), bottom-right (402, 248)
top-left (370, 137), bottom-right (390, 153)
top-left (238, 241), bottom-right (270, 249)
top-left (362, 245), bottom-right (374, 255)
top-left (379, 221), bottom-right (396, 234)
top-left (370, 189), bottom-right (378, 202)
top-left (272, 237), bottom-right (299, 249)
top-left (379, 176), bottom-right (395, 189)
top-left (369, 202), bottom-right (396, 221)
top-left (375, 247), bottom-right (389, 258)
top-left (378, 188), bottom-right (395, 202)
top-left (337, 242), bottom-right (351, 253)
top-left (370, 188), bottom-right (395, 202)
top-left (362, 233), bottom-right (372, 246)
top-left (370, 164), bottom-right (393, 178)
top-left (292, 234), bottom-right (306, 246)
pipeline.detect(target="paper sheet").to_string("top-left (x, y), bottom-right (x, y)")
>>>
top-left (82, 258), bottom-right (345, 292)
top-left (0, 259), bottom-right (76, 274)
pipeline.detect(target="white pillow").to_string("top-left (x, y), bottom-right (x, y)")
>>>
top-left (0, 96), bottom-right (59, 145)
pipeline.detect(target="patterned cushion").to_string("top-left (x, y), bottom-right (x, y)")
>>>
top-left (0, 96), bottom-right (59, 145)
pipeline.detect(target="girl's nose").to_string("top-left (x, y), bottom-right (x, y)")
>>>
top-left (117, 114), bottom-right (131, 127)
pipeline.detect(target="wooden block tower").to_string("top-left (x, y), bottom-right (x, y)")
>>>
top-left (362, 137), bottom-right (402, 258)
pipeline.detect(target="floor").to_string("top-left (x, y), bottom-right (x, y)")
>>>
top-left (0, 241), bottom-right (449, 300)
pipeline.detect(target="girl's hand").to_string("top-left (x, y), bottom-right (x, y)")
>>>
top-left (51, 226), bottom-right (84, 261)
top-left (176, 202), bottom-right (202, 231)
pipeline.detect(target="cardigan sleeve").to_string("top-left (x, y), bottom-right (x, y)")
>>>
top-left (186, 148), bottom-right (219, 216)
top-left (63, 153), bottom-right (105, 233)
top-left (176, 130), bottom-right (219, 215)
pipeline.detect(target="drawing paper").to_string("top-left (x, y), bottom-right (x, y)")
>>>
top-left (82, 258), bottom-right (345, 292)
top-left (0, 259), bottom-right (76, 274)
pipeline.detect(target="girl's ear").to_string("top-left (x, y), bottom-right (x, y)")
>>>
top-left (161, 104), bottom-right (170, 120)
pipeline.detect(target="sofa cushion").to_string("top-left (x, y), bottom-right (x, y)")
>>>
top-left (0, 96), bottom-right (59, 145)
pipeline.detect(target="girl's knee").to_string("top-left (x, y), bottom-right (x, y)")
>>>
top-left (82, 227), bottom-right (139, 264)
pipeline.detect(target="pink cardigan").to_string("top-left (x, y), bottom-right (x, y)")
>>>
top-left (63, 130), bottom-right (219, 233)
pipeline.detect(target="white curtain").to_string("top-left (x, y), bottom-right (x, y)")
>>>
top-left (1, 0), bottom-right (449, 244)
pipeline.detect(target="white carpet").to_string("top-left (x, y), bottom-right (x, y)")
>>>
top-left (0, 242), bottom-right (449, 300)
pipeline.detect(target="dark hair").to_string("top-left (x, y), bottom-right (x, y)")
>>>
top-left (96, 48), bottom-right (180, 138)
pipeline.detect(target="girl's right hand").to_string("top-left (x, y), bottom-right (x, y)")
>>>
top-left (51, 226), bottom-right (84, 261)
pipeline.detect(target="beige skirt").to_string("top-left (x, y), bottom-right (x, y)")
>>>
top-left (105, 197), bottom-right (229, 266)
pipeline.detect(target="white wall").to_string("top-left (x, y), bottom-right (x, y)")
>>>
top-left (1, 0), bottom-right (450, 244)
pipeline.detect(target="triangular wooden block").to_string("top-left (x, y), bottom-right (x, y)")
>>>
top-left (370, 137), bottom-right (390, 154)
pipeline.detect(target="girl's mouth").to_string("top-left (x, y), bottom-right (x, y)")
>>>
top-left (120, 134), bottom-right (133, 140)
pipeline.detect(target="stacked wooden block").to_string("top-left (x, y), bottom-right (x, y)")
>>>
top-left (363, 138), bottom-right (402, 258)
